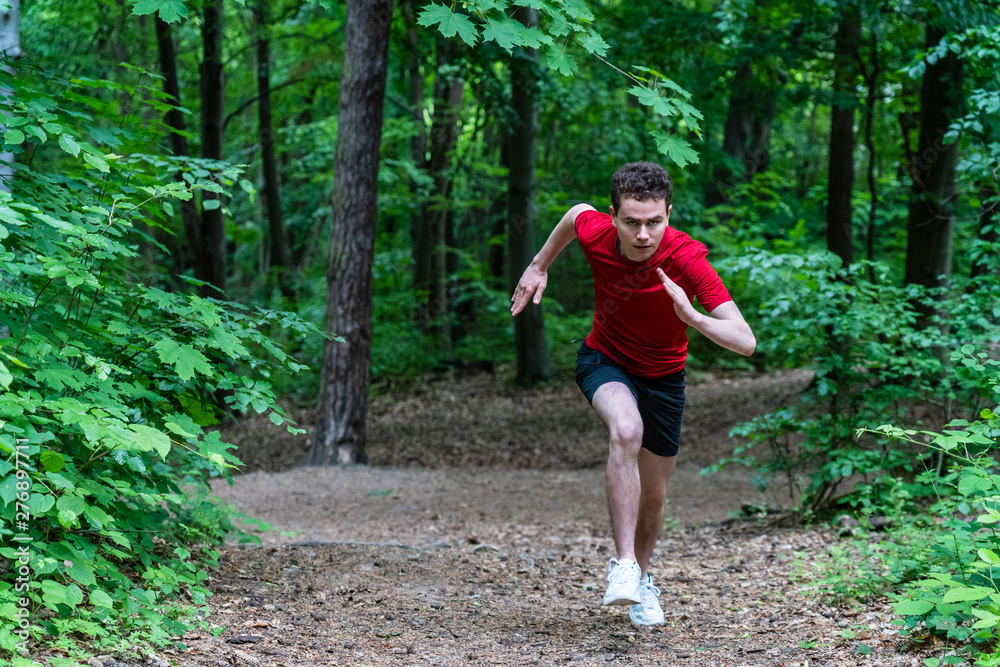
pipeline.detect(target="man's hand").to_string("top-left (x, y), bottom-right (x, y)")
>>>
top-left (511, 264), bottom-right (548, 316)
top-left (657, 267), bottom-right (756, 356)
top-left (656, 268), bottom-right (700, 326)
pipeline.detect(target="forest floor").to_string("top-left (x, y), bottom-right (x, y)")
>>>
top-left (140, 370), bottom-right (948, 667)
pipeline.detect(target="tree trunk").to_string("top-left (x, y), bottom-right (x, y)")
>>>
top-left (419, 39), bottom-right (465, 344)
top-left (705, 62), bottom-right (779, 208)
top-left (508, 7), bottom-right (556, 386)
top-left (826, 7), bottom-right (859, 267)
top-left (155, 16), bottom-right (205, 281)
top-left (200, 0), bottom-right (227, 297)
top-left (706, 63), bottom-right (753, 209)
top-left (305, 0), bottom-right (393, 466)
top-left (864, 29), bottom-right (881, 275)
top-left (904, 24), bottom-right (963, 291)
top-left (403, 0), bottom-right (428, 302)
top-left (254, 0), bottom-right (292, 298)
top-left (0, 0), bottom-right (21, 191)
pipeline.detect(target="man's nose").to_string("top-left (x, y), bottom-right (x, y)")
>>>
top-left (637, 225), bottom-right (650, 240)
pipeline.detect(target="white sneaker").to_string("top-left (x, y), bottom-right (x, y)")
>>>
top-left (629, 574), bottom-right (665, 626)
top-left (603, 558), bottom-right (641, 606)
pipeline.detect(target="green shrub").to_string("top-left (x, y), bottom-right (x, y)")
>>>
top-left (804, 346), bottom-right (999, 663)
top-left (0, 63), bottom-right (325, 661)
top-left (704, 249), bottom-right (1000, 514)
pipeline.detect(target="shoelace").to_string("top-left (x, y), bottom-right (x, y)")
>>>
top-left (608, 558), bottom-right (638, 583)
top-left (641, 582), bottom-right (661, 603)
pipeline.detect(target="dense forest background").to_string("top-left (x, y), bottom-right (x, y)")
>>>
top-left (12, 0), bottom-right (997, 396)
top-left (1, 0), bottom-right (1000, 662)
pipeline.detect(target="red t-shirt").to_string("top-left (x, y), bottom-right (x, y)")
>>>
top-left (574, 209), bottom-right (732, 378)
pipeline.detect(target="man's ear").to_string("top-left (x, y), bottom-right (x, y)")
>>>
top-left (609, 205), bottom-right (616, 219)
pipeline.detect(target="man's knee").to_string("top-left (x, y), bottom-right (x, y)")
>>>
top-left (639, 483), bottom-right (668, 511)
top-left (610, 420), bottom-right (643, 453)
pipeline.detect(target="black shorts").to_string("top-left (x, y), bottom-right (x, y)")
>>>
top-left (575, 341), bottom-right (685, 458)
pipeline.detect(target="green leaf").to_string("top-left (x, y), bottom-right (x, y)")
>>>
top-left (546, 50), bottom-right (578, 76)
top-left (675, 100), bottom-right (704, 136)
top-left (972, 606), bottom-right (1000, 622)
top-left (164, 418), bottom-right (200, 439)
top-left (480, 18), bottom-right (520, 52)
top-left (893, 599), bottom-right (935, 615)
top-left (24, 125), bottom-right (48, 143)
top-left (83, 152), bottom-right (110, 173)
top-left (0, 360), bottom-right (12, 389)
top-left (651, 130), bottom-right (700, 169)
top-left (417, 4), bottom-right (478, 47)
top-left (84, 503), bottom-right (112, 527)
top-left (128, 424), bottom-right (171, 460)
top-left (202, 198), bottom-right (221, 211)
top-left (89, 588), bottom-right (114, 608)
top-left (28, 492), bottom-right (55, 515)
top-left (942, 586), bottom-right (992, 603)
top-left (980, 548), bottom-right (1000, 565)
top-left (56, 494), bottom-right (86, 519)
top-left (547, 11), bottom-right (570, 37)
top-left (579, 30), bottom-right (609, 57)
top-left (45, 471), bottom-right (75, 491)
top-left (515, 23), bottom-right (552, 48)
top-left (207, 327), bottom-right (249, 358)
top-left (58, 133), bottom-right (81, 157)
top-left (41, 580), bottom-right (69, 607)
top-left (559, 0), bottom-right (594, 21)
top-left (958, 474), bottom-right (992, 495)
top-left (3, 128), bottom-right (25, 146)
top-left (629, 85), bottom-right (677, 118)
top-left (856, 644), bottom-right (871, 655)
top-left (153, 339), bottom-right (213, 382)
top-left (40, 450), bottom-right (66, 473)
top-left (0, 475), bottom-right (19, 505)
top-left (657, 77), bottom-right (693, 99)
top-left (66, 559), bottom-right (97, 586)
top-left (131, 0), bottom-right (189, 23)
top-left (64, 583), bottom-right (84, 607)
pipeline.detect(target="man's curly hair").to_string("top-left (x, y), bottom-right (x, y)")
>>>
top-left (610, 161), bottom-right (673, 211)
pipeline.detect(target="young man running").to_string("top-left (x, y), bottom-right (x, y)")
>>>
top-left (510, 161), bottom-right (756, 626)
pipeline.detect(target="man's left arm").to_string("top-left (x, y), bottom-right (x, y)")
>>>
top-left (655, 268), bottom-right (756, 356)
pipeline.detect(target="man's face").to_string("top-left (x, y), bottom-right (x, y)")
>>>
top-left (609, 197), bottom-right (672, 262)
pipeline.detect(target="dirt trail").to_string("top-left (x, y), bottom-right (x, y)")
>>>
top-left (159, 371), bottom-right (933, 666)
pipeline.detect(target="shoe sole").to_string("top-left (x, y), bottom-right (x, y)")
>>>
top-left (603, 594), bottom-right (641, 606)
top-left (629, 613), bottom-right (666, 626)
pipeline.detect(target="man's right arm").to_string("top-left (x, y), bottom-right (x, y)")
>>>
top-left (510, 203), bottom-right (595, 316)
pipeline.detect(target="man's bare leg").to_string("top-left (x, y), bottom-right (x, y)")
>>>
top-left (591, 382), bottom-right (644, 562)
top-left (634, 449), bottom-right (677, 577)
